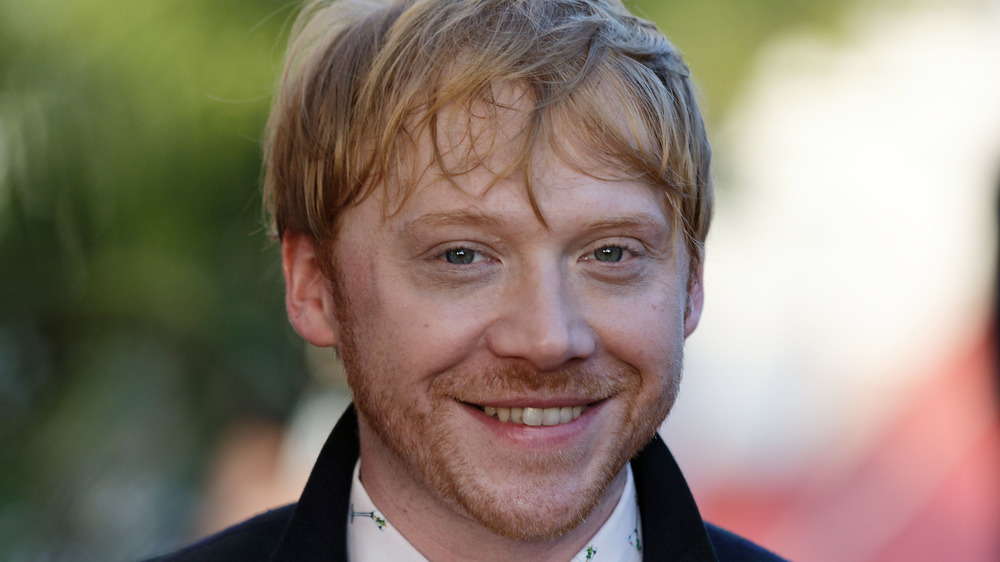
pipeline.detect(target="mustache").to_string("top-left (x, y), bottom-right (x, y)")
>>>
top-left (432, 359), bottom-right (639, 402)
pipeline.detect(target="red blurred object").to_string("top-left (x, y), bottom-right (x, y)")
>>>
top-left (697, 331), bottom-right (1000, 562)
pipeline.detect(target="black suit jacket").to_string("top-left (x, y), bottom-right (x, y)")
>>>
top-left (150, 405), bottom-right (785, 561)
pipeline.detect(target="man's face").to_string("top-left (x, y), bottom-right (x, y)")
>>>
top-left (312, 107), bottom-right (703, 540)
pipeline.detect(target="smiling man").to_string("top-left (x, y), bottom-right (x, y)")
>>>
top-left (153, 0), bottom-right (784, 560)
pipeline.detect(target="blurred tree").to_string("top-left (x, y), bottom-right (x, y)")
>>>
top-left (0, 0), bottom-right (310, 558)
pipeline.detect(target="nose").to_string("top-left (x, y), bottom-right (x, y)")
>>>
top-left (485, 263), bottom-right (597, 371)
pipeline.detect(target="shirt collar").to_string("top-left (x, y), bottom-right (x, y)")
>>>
top-left (346, 460), bottom-right (425, 561)
top-left (568, 463), bottom-right (644, 562)
top-left (347, 460), bottom-right (642, 561)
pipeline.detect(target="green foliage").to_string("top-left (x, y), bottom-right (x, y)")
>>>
top-left (0, 0), bottom-right (309, 557)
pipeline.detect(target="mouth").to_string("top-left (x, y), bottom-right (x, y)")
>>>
top-left (476, 404), bottom-right (588, 426)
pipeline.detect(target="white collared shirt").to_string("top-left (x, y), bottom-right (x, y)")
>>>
top-left (347, 461), bottom-right (643, 561)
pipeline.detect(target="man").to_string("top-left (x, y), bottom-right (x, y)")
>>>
top-left (154, 0), bottom-right (784, 559)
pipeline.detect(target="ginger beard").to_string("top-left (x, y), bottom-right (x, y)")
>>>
top-left (333, 279), bottom-right (683, 540)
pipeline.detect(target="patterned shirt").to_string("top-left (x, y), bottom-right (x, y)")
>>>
top-left (347, 462), bottom-right (643, 561)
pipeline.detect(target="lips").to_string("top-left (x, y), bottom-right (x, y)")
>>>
top-left (480, 405), bottom-right (586, 426)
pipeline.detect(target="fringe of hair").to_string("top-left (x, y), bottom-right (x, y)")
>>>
top-left (263, 0), bottom-right (713, 275)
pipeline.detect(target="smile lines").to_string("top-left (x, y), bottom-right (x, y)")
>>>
top-left (480, 405), bottom-right (585, 426)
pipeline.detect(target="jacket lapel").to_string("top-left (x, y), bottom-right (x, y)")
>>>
top-left (270, 404), bottom-right (358, 561)
top-left (631, 433), bottom-right (719, 561)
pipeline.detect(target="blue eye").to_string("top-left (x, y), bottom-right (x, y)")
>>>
top-left (593, 246), bottom-right (624, 262)
top-left (444, 248), bottom-right (476, 264)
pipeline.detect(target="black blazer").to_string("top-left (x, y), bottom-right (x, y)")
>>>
top-left (149, 405), bottom-right (785, 561)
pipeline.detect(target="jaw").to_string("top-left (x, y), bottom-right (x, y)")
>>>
top-left (343, 330), bottom-right (680, 544)
top-left (370, 390), bottom-right (645, 539)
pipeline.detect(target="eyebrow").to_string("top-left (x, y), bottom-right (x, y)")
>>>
top-left (406, 210), bottom-right (669, 235)
top-left (582, 212), bottom-right (669, 232)
top-left (407, 209), bottom-right (506, 230)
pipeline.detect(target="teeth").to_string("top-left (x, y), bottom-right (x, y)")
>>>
top-left (523, 407), bottom-right (542, 426)
top-left (481, 404), bottom-right (587, 426)
top-left (559, 407), bottom-right (573, 424)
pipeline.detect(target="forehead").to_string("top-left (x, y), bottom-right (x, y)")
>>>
top-left (379, 141), bottom-right (673, 246)
top-left (379, 82), bottom-right (656, 220)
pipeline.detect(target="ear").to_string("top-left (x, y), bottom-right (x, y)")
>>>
top-left (684, 263), bottom-right (704, 338)
top-left (282, 233), bottom-right (340, 347)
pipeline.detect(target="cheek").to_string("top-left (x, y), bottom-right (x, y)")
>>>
top-left (593, 288), bottom-right (687, 376)
top-left (342, 259), bottom-right (494, 379)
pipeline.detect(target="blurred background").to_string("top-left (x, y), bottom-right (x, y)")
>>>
top-left (1, 0), bottom-right (998, 560)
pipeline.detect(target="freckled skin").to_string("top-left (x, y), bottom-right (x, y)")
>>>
top-left (285, 110), bottom-right (704, 559)
top-left (325, 155), bottom-right (701, 554)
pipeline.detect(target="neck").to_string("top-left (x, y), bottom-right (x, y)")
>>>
top-left (356, 421), bottom-right (628, 561)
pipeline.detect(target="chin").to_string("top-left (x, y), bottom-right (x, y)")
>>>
top-left (454, 465), bottom-right (625, 541)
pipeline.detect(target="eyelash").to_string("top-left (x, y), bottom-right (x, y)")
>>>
top-left (582, 241), bottom-right (645, 263)
top-left (441, 247), bottom-right (483, 265)
top-left (431, 240), bottom-right (646, 267)
top-left (435, 244), bottom-right (492, 266)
